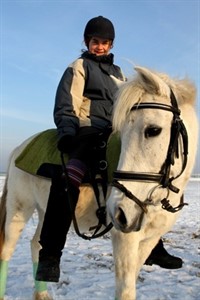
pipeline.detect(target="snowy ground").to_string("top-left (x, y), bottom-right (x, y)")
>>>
top-left (0, 176), bottom-right (199, 300)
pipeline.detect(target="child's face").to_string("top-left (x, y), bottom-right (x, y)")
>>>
top-left (88, 37), bottom-right (113, 56)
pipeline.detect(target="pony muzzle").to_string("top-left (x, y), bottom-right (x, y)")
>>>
top-left (113, 204), bottom-right (144, 233)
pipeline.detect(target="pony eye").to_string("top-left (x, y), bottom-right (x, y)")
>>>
top-left (145, 125), bottom-right (162, 138)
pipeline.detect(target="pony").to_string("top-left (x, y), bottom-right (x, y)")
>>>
top-left (0, 66), bottom-right (198, 300)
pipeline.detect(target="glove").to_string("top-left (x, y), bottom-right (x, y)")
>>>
top-left (57, 135), bottom-right (77, 153)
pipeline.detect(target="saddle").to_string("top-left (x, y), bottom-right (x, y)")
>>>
top-left (15, 129), bottom-right (121, 184)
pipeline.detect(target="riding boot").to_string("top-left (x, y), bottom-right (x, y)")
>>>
top-left (145, 239), bottom-right (183, 269)
top-left (35, 174), bottom-right (79, 282)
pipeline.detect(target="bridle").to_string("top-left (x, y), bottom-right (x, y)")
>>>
top-left (112, 90), bottom-right (189, 213)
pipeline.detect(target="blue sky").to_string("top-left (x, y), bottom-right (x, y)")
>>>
top-left (1, 0), bottom-right (199, 173)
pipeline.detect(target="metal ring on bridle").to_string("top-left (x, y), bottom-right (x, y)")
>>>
top-left (146, 184), bottom-right (170, 206)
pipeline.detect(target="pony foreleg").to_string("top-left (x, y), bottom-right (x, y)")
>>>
top-left (0, 212), bottom-right (31, 300)
top-left (31, 210), bottom-right (53, 300)
top-left (111, 229), bottom-right (139, 300)
top-left (32, 259), bottom-right (52, 300)
top-left (32, 249), bottom-right (51, 300)
top-left (0, 260), bottom-right (8, 300)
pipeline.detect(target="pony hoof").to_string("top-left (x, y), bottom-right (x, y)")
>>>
top-left (33, 291), bottom-right (53, 300)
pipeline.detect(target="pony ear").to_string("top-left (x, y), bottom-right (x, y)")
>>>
top-left (110, 75), bottom-right (126, 88)
top-left (134, 66), bottom-right (170, 96)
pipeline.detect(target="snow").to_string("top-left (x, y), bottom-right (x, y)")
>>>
top-left (0, 176), bottom-right (200, 300)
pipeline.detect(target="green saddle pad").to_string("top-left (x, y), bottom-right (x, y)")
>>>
top-left (15, 129), bottom-right (121, 183)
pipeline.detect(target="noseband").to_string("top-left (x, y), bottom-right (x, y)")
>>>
top-left (112, 90), bottom-right (189, 213)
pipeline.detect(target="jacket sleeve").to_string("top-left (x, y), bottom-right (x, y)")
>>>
top-left (54, 59), bottom-right (86, 139)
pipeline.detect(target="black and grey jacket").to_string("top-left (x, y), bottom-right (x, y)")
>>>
top-left (54, 51), bottom-right (125, 140)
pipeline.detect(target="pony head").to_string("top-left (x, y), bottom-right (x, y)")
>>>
top-left (107, 66), bottom-right (197, 234)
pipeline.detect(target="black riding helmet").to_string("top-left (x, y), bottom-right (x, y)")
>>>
top-left (84, 16), bottom-right (115, 47)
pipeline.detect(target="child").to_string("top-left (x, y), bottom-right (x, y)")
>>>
top-left (36, 16), bottom-right (182, 283)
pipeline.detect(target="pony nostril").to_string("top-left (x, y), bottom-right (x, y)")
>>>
top-left (115, 207), bottom-right (127, 227)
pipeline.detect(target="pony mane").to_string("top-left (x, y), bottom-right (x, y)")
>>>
top-left (112, 66), bottom-right (196, 132)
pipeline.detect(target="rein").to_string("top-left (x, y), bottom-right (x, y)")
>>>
top-left (112, 90), bottom-right (189, 213)
top-left (61, 155), bottom-right (113, 240)
top-left (60, 128), bottom-right (114, 240)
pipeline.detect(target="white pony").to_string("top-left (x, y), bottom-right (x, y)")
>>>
top-left (0, 66), bottom-right (198, 300)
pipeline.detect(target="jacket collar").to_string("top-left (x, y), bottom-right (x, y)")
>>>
top-left (81, 51), bottom-right (114, 64)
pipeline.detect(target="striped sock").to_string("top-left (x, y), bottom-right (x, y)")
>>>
top-left (66, 159), bottom-right (87, 188)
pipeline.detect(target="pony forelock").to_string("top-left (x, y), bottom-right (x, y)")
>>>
top-left (112, 67), bottom-right (196, 132)
top-left (112, 80), bottom-right (144, 132)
